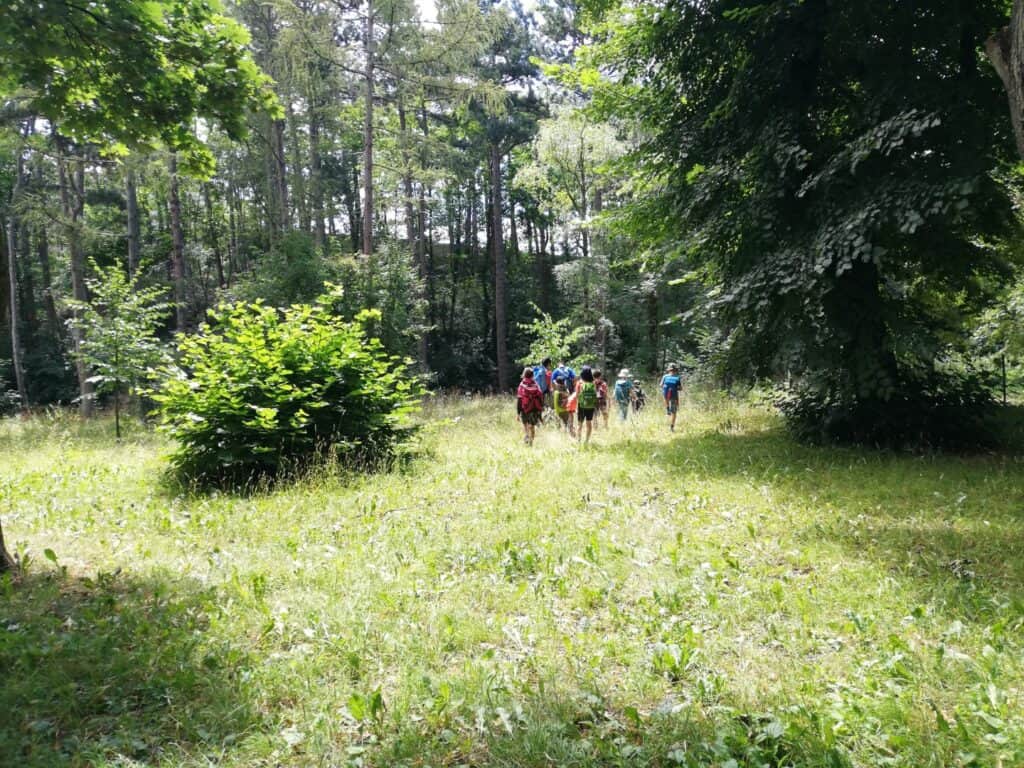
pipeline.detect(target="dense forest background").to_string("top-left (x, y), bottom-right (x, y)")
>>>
top-left (4, 0), bottom-right (1024, 443)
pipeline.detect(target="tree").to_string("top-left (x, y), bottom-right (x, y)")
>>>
top-left (987, 1), bottom-right (1024, 158)
top-left (0, 0), bottom-right (277, 173)
top-left (584, 0), bottom-right (1018, 443)
top-left (0, 0), bottom-right (277, 571)
top-left (68, 263), bottom-right (172, 440)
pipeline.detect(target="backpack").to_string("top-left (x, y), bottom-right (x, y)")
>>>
top-left (579, 381), bottom-right (597, 410)
top-left (533, 365), bottom-right (548, 392)
top-left (518, 382), bottom-right (542, 414)
top-left (614, 379), bottom-right (631, 402)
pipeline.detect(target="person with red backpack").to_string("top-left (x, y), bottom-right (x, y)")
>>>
top-left (517, 367), bottom-right (544, 445)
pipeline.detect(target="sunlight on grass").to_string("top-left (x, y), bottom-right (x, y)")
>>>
top-left (2, 396), bottom-right (1023, 767)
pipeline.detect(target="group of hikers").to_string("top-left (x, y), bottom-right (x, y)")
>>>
top-left (516, 358), bottom-right (683, 445)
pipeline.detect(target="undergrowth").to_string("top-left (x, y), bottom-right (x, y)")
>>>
top-left (2, 395), bottom-right (1023, 767)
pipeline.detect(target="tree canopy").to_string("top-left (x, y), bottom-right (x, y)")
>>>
top-left (0, 0), bottom-right (277, 172)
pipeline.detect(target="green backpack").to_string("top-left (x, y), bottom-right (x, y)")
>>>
top-left (579, 381), bottom-right (597, 410)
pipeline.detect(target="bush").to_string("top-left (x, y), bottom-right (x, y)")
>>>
top-left (152, 290), bottom-right (425, 485)
top-left (775, 368), bottom-right (998, 449)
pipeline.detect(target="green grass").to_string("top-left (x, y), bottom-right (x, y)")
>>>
top-left (2, 395), bottom-right (1023, 767)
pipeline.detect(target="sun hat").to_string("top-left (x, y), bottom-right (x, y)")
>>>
top-left (618, 368), bottom-right (631, 378)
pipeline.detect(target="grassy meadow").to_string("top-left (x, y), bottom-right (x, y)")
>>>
top-left (2, 395), bottom-right (1023, 767)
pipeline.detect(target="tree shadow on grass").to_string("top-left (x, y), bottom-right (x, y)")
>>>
top-left (610, 424), bottom-right (1024, 611)
top-left (0, 569), bottom-right (261, 767)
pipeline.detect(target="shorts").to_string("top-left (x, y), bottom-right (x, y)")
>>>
top-left (597, 398), bottom-right (608, 413)
top-left (665, 397), bottom-right (679, 415)
top-left (577, 407), bottom-right (596, 423)
top-left (522, 410), bottom-right (542, 426)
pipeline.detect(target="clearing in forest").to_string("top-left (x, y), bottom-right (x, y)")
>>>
top-left (2, 396), bottom-right (1023, 767)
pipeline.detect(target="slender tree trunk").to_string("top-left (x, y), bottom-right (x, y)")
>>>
top-left (287, 103), bottom-right (308, 234)
top-left (36, 212), bottom-right (60, 340)
top-left (361, 0), bottom-right (375, 256)
top-left (58, 140), bottom-right (93, 417)
top-left (646, 284), bottom-right (660, 372)
top-left (489, 144), bottom-right (509, 391)
top-left (309, 93), bottom-right (327, 254)
top-left (203, 184), bottom-right (225, 288)
top-left (274, 117), bottom-right (290, 232)
top-left (6, 146), bottom-right (29, 412)
top-left (125, 165), bottom-right (141, 279)
top-left (168, 154), bottom-right (187, 332)
top-left (987, 0), bottom-right (1024, 158)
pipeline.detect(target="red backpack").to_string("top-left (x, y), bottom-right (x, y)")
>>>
top-left (518, 381), bottom-right (543, 414)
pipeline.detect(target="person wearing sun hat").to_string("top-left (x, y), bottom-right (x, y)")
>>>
top-left (660, 363), bottom-right (683, 432)
top-left (613, 367), bottom-right (634, 422)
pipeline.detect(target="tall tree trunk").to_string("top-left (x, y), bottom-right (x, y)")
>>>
top-left (287, 103), bottom-right (308, 234)
top-left (35, 209), bottom-right (60, 340)
top-left (417, 105), bottom-right (432, 371)
top-left (227, 180), bottom-right (240, 283)
top-left (203, 184), bottom-right (225, 288)
top-left (361, 0), bottom-right (375, 256)
top-left (274, 117), bottom-right (290, 232)
top-left (309, 94), bottom-right (327, 254)
top-left (58, 140), bottom-right (93, 417)
top-left (489, 143), bottom-right (509, 391)
top-left (647, 286), bottom-right (660, 373)
top-left (168, 154), bottom-right (187, 332)
top-left (987, 0), bottom-right (1024, 158)
top-left (125, 165), bottom-right (141, 279)
top-left (6, 142), bottom-right (29, 412)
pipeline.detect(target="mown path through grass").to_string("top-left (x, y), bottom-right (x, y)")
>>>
top-left (2, 396), bottom-right (1023, 767)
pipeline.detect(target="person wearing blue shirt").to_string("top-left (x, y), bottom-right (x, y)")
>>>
top-left (533, 357), bottom-right (552, 408)
top-left (660, 363), bottom-right (683, 432)
top-left (552, 361), bottom-right (571, 389)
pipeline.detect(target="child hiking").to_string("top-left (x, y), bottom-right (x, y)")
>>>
top-left (660, 363), bottom-right (683, 432)
top-left (613, 369), bottom-right (633, 421)
top-left (574, 366), bottom-right (598, 444)
top-left (552, 378), bottom-right (575, 436)
top-left (517, 367), bottom-right (544, 445)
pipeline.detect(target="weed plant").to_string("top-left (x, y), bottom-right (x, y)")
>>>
top-left (2, 396), bottom-right (1023, 766)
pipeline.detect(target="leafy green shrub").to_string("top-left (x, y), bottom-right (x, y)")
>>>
top-left (227, 232), bottom-right (341, 307)
top-left (776, 368), bottom-right (997, 449)
top-left (152, 289), bottom-right (424, 485)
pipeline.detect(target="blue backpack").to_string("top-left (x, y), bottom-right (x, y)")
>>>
top-left (533, 365), bottom-right (548, 393)
top-left (614, 379), bottom-right (632, 402)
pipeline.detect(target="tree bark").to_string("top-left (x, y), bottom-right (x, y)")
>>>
top-left (361, 0), bottom-right (375, 256)
top-left (58, 140), bottom-right (93, 417)
top-left (203, 184), bottom-right (225, 289)
top-left (35, 207), bottom-right (60, 340)
top-left (986, 1), bottom-right (1024, 158)
top-left (125, 165), bottom-right (141, 279)
top-left (309, 92), bottom-right (327, 254)
top-left (274, 117), bottom-right (290, 233)
top-left (490, 143), bottom-right (509, 391)
top-left (6, 140), bottom-right (29, 412)
top-left (168, 154), bottom-right (187, 332)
